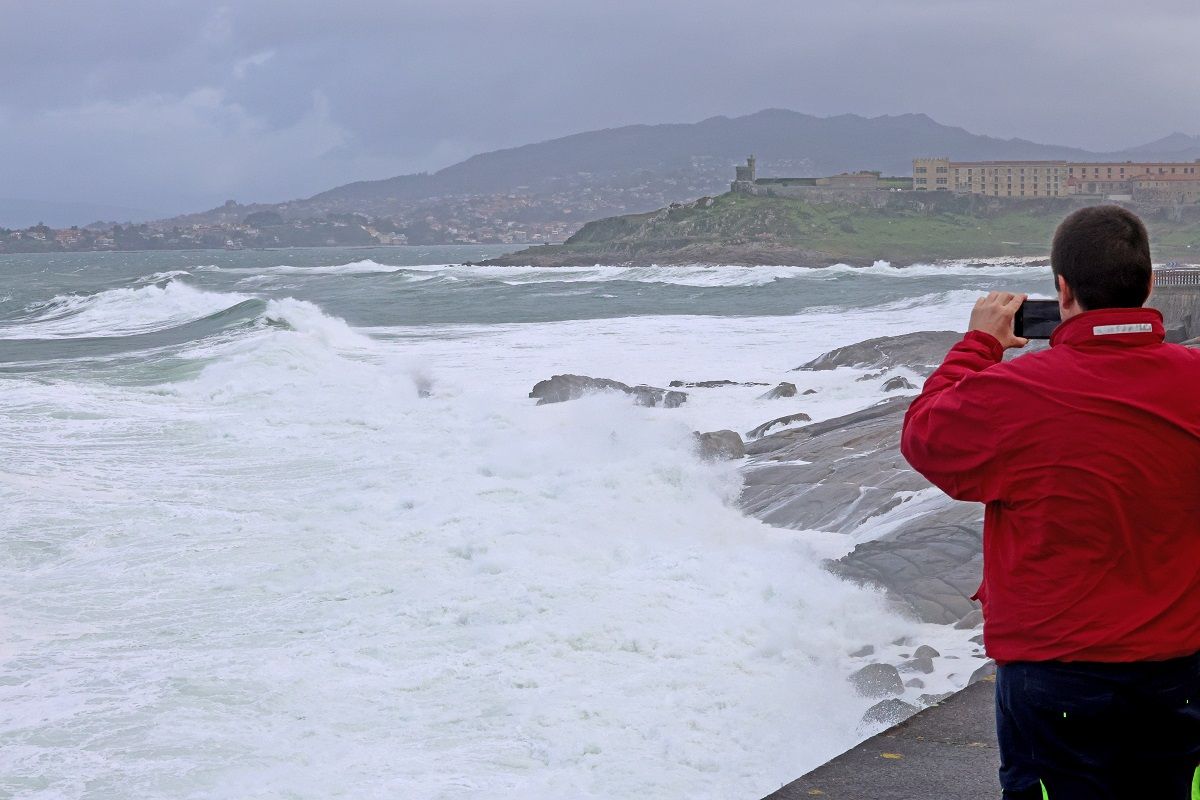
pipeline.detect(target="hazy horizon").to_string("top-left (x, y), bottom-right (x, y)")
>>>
top-left (4, 1), bottom-right (1200, 225)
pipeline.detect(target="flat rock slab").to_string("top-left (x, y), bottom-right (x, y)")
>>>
top-left (741, 395), bottom-right (985, 624)
top-left (762, 678), bottom-right (999, 800)
top-left (793, 331), bottom-right (964, 376)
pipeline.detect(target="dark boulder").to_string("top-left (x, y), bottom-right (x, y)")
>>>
top-left (900, 656), bottom-right (935, 674)
top-left (969, 660), bottom-right (997, 685)
top-left (694, 430), bottom-right (746, 461)
top-left (861, 698), bottom-right (919, 727)
top-left (794, 331), bottom-right (963, 376)
top-left (668, 379), bottom-right (769, 388)
top-left (529, 374), bottom-right (687, 408)
top-left (953, 609), bottom-right (983, 630)
top-left (759, 381), bottom-right (798, 400)
top-left (882, 375), bottom-right (917, 392)
top-left (849, 663), bottom-right (904, 698)
top-left (745, 412), bottom-right (812, 440)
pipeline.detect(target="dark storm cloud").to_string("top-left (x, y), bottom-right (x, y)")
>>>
top-left (3, 0), bottom-right (1199, 218)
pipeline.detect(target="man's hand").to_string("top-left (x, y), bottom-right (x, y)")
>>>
top-left (969, 291), bottom-right (1029, 350)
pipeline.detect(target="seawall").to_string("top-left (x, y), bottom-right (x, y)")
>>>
top-left (762, 677), bottom-right (999, 799)
top-left (1149, 283), bottom-right (1200, 339)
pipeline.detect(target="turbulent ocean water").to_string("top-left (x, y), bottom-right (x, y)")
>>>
top-left (0, 246), bottom-right (1055, 799)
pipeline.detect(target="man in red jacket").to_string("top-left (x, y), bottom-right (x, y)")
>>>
top-left (901, 206), bottom-right (1200, 799)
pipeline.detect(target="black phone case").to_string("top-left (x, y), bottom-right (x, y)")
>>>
top-left (1014, 300), bottom-right (1060, 340)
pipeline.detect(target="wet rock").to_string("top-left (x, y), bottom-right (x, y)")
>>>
top-left (954, 609), bottom-right (984, 630)
top-left (529, 374), bottom-right (687, 408)
top-left (882, 375), bottom-right (917, 392)
top-left (531, 374), bottom-right (625, 404)
top-left (1004, 339), bottom-right (1050, 360)
top-left (904, 678), bottom-right (925, 689)
top-left (742, 397), bottom-right (929, 531)
top-left (849, 644), bottom-right (875, 658)
top-left (900, 656), bottom-right (935, 674)
top-left (849, 663), bottom-right (904, 698)
top-left (855, 370), bottom-right (887, 382)
top-left (759, 382), bottom-right (798, 400)
top-left (829, 513), bottom-right (985, 624)
top-left (662, 390), bottom-right (687, 409)
top-left (918, 691), bottom-right (955, 706)
top-left (740, 391), bottom-right (986, 625)
top-left (745, 412), bottom-right (812, 440)
top-left (669, 379), bottom-right (768, 388)
top-left (694, 430), bottom-right (745, 461)
top-left (794, 331), bottom-right (964, 376)
top-left (969, 660), bottom-right (997, 685)
top-left (970, 634), bottom-right (985, 645)
top-left (861, 698), bottom-right (919, 727)
top-left (802, 388), bottom-right (818, 395)
top-left (671, 379), bottom-right (730, 388)
top-left (913, 644), bottom-right (941, 659)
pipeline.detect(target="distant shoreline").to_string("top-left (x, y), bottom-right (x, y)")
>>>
top-left (0, 243), bottom-right (527, 259)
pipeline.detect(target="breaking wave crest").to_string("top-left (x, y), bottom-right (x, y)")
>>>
top-left (2, 280), bottom-right (253, 339)
top-left (379, 259), bottom-right (1047, 288)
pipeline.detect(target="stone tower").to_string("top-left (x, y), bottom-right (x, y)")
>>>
top-left (732, 155), bottom-right (757, 193)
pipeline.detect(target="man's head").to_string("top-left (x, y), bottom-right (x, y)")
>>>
top-left (1051, 206), bottom-right (1152, 317)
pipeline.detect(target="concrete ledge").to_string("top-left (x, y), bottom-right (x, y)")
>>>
top-left (762, 677), bottom-right (998, 799)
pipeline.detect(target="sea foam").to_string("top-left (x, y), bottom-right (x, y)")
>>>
top-left (0, 258), bottom-right (1006, 798)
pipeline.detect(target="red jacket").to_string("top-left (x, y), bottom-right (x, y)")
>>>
top-left (901, 307), bottom-right (1200, 663)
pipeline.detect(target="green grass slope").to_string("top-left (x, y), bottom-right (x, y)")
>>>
top-left (483, 191), bottom-right (1200, 267)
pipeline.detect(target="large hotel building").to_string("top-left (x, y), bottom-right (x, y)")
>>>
top-left (913, 157), bottom-right (1200, 203)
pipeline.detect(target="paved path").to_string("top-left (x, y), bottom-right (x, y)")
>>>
top-left (763, 677), bottom-right (999, 799)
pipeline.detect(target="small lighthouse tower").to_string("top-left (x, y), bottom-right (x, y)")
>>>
top-left (732, 155), bottom-right (757, 192)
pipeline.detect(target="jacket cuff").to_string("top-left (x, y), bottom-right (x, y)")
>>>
top-left (962, 330), bottom-right (1004, 362)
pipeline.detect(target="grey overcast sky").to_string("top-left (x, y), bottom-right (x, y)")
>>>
top-left (4, 0), bottom-right (1200, 218)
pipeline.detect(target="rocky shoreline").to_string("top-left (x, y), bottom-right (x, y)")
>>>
top-left (529, 328), bottom-right (1006, 728)
top-left (479, 242), bottom-right (862, 268)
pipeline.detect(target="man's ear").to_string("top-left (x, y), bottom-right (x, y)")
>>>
top-left (1056, 274), bottom-right (1075, 309)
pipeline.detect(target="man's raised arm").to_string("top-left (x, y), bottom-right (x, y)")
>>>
top-left (900, 292), bottom-right (1027, 502)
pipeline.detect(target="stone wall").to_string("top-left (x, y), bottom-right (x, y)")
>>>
top-left (1148, 285), bottom-right (1200, 340)
top-left (736, 184), bottom-right (891, 205)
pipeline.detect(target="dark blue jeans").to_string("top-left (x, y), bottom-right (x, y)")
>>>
top-left (996, 653), bottom-right (1200, 799)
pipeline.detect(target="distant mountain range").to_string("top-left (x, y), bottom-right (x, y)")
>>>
top-left (303, 110), bottom-right (1200, 204)
top-left (154, 110), bottom-right (1200, 245)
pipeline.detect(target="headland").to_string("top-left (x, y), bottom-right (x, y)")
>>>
top-left (482, 156), bottom-right (1200, 267)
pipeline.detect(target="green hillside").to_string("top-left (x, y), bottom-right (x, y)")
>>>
top-left (483, 191), bottom-right (1200, 267)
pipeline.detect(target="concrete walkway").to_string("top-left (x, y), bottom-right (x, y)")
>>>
top-left (763, 677), bottom-right (999, 799)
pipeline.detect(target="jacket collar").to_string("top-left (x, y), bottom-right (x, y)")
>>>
top-left (1050, 306), bottom-right (1165, 348)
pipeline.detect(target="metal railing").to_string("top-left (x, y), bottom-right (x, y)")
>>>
top-left (1154, 266), bottom-right (1200, 287)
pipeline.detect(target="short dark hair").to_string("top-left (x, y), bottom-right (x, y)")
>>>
top-left (1050, 205), bottom-right (1152, 310)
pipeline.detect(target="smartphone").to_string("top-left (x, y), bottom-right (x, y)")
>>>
top-left (1014, 298), bottom-right (1061, 340)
